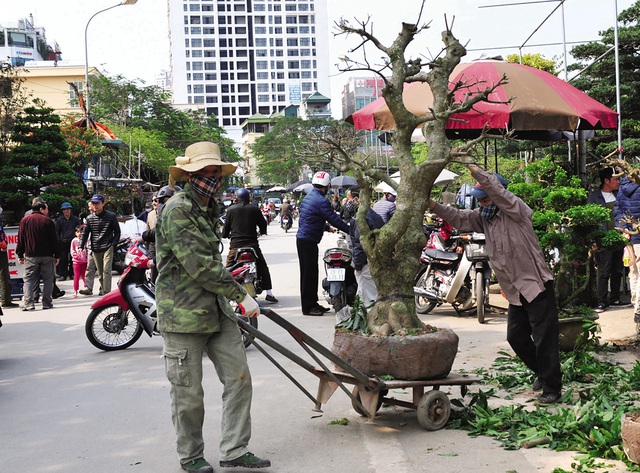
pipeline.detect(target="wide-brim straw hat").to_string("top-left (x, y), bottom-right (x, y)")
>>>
top-left (169, 141), bottom-right (237, 183)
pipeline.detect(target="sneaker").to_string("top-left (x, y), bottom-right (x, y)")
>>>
top-left (594, 304), bottom-right (606, 313)
top-left (52, 291), bottom-right (65, 299)
top-left (303, 307), bottom-right (325, 316)
top-left (181, 458), bottom-right (213, 473)
top-left (265, 294), bottom-right (278, 303)
top-left (2, 302), bottom-right (19, 308)
top-left (532, 378), bottom-right (543, 391)
top-left (79, 289), bottom-right (93, 296)
top-left (534, 391), bottom-right (561, 406)
top-left (220, 452), bottom-right (271, 469)
top-left (21, 305), bottom-right (35, 312)
top-left (315, 304), bottom-right (331, 312)
top-left (610, 300), bottom-right (632, 307)
top-left (42, 305), bottom-right (53, 310)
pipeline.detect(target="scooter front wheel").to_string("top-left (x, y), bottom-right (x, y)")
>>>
top-left (415, 269), bottom-right (438, 314)
top-left (85, 304), bottom-right (144, 351)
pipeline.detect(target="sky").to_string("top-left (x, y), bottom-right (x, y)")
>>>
top-left (1, 0), bottom-right (635, 119)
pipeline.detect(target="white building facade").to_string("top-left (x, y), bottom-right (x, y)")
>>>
top-left (168, 0), bottom-right (331, 143)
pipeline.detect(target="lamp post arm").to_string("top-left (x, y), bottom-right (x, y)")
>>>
top-left (84, 2), bottom-right (125, 129)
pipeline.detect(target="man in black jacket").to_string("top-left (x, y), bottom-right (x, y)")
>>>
top-left (55, 202), bottom-right (81, 281)
top-left (222, 188), bottom-right (278, 303)
top-left (80, 194), bottom-right (121, 294)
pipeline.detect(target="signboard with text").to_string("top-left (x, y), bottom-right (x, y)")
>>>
top-left (5, 226), bottom-right (25, 280)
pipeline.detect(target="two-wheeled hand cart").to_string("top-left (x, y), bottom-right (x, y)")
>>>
top-left (238, 308), bottom-right (480, 430)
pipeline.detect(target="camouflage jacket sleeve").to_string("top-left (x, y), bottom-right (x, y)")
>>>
top-left (155, 186), bottom-right (247, 333)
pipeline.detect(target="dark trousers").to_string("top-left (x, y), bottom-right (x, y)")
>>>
top-left (57, 240), bottom-right (73, 278)
top-left (226, 245), bottom-right (273, 291)
top-left (506, 280), bottom-right (562, 395)
top-left (0, 251), bottom-right (12, 304)
top-left (595, 248), bottom-right (624, 304)
top-left (297, 238), bottom-right (319, 312)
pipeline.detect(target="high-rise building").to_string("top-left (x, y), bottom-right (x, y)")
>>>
top-left (168, 0), bottom-right (331, 144)
top-left (0, 15), bottom-right (61, 67)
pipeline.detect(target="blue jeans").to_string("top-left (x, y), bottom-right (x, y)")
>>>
top-left (162, 315), bottom-right (252, 464)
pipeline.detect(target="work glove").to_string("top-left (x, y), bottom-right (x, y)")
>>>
top-left (238, 293), bottom-right (260, 318)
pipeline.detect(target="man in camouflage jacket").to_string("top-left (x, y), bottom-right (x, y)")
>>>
top-left (156, 141), bottom-right (269, 473)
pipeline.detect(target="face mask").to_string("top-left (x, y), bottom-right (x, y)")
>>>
top-left (190, 174), bottom-right (222, 199)
top-left (479, 203), bottom-right (499, 221)
top-left (387, 195), bottom-right (396, 203)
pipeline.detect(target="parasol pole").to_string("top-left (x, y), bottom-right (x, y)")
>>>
top-left (614, 0), bottom-right (623, 158)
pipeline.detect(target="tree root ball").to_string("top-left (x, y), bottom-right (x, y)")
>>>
top-left (332, 328), bottom-right (459, 381)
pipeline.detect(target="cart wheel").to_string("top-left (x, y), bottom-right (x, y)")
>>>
top-left (351, 386), bottom-right (387, 417)
top-left (417, 390), bottom-right (451, 431)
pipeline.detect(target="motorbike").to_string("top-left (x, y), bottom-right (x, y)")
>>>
top-left (321, 232), bottom-right (357, 313)
top-left (226, 247), bottom-right (262, 346)
top-left (413, 231), bottom-right (491, 323)
top-left (281, 213), bottom-right (293, 232)
top-left (112, 237), bottom-right (132, 274)
top-left (261, 206), bottom-right (272, 224)
top-left (85, 243), bottom-right (259, 351)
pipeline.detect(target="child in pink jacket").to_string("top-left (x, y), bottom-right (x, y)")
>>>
top-left (70, 226), bottom-right (88, 297)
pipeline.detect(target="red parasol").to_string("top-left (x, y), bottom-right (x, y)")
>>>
top-left (346, 61), bottom-right (618, 138)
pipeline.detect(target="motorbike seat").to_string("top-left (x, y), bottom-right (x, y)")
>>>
top-left (424, 248), bottom-right (460, 262)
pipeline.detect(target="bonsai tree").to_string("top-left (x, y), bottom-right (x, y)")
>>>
top-left (508, 156), bottom-right (625, 309)
top-left (317, 6), bottom-right (506, 335)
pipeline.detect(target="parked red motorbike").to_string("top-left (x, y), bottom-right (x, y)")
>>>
top-left (85, 242), bottom-right (258, 351)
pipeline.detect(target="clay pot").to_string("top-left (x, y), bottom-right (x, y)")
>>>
top-left (331, 328), bottom-right (459, 381)
top-left (557, 314), bottom-right (599, 351)
top-left (622, 413), bottom-right (640, 464)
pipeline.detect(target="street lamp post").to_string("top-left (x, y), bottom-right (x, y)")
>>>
top-left (84, 0), bottom-right (138, 130)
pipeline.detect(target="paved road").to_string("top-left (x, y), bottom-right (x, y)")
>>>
top-left (0, 219), bottom-right (635, 472)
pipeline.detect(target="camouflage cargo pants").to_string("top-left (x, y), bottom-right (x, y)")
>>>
top-left (162, 315), bottom-right (252, 464)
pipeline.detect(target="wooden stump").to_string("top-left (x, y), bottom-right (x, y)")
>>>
top-left (331, 328), bottom-right (459, 381)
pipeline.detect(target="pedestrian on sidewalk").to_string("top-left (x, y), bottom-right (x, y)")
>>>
top-left (0, 198), bottom-right (17, 308)
top-left (16, 199), bottom-right (60, 310)
top-left (157, 141), bottom-right (270, 473)
top-left (80, 194), bottom-right (120, 294)
top-left (428, 160), bottom-right (562, 406)
top-left (54, 202), bottom-right (81, 281)
top-left (588, 167), bottom-right (626, 313)
top-left (70, 226), bottom-right (88, 298)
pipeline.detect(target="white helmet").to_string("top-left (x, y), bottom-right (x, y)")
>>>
top-left (312, 171), bottom-right (331, 187)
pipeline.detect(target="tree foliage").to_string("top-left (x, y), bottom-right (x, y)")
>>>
top-left (569, 1), bottom-right (640, 157)
top-left (1, 100), bottom-right (83, 214)
top-left (505, 53), bottom-right (557, 74)
top-left (0, 63), bottom-right (31, 164)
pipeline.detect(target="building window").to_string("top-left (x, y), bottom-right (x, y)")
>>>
top-left (194, 96), bottom-right (204, 104)
top-left (204, 50), bottom-right (216, 57)
top-left (287, 38), bottom-right (298, 46)
top-left (255, 27), bottom-right (266, 34)
top-left (203, 16), bottom-right (214, 24)
top-left (238, 72), bottom-right (248, 80)
top-left (205, 73), bottom-right (217, 80)
top-left (285, 16), bottom-right (297, 24)
top-left (205, 62), bottom-right (217, 70)
top-left (256, 61), bottom-right (268, 70)
top-left (238, 84), bottom-right (249, 92)
top-left (193, 84), bottom-right (204, 93)
top-left (192, 50), bottom-right (203, 57)
top-left (203, 27), bottom-right (215, 34)
top-left (193, 73), bottom-right (203, 80)
top-left (286, 26), bottom-right (297, 34)
top-left (206, 85), bottom-right (217, 93)
top-left (68, 81), bottom-right (83, 108)
top-left (301, 71), bottom-right (311, 78)
top-left (287, 50), bottom-right (299, 57)
top-left (255, 16), bottom-right (266, 24)
top-left (256, 49), bottom-right (267, 57)
top-left (301, 60), bottom-right (311, 68)
top-left (190, 27), bottom-right (201, 34)
top-left (203, 39), bottom-right (215, 47)
top-left (255, 38), bottom-right (267, 47)
top-left (258, 95), bottom-right (269, 102)
top-left (192, 61), bottom-right (203, 71)
top-left (257, 72), bottom-right (268, 79)
top-left (190, 16), bottom-right (201, 24)
top-left (206, 96), bottom-right (218, 103)
top-left (257, 84), bottom-right (268, 92)
top-left (288, 72), bottom-right (300, 79)
top-left (189, 4), bottom-right (200, 11)
top-left (302, 83), bottom-right (312, 91)
top-left (254, 4), bottom-right (265, 11)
